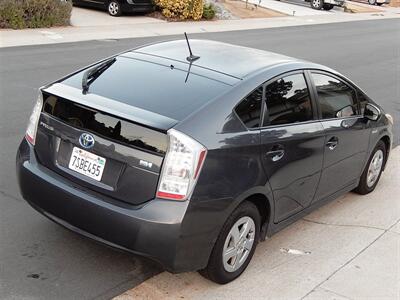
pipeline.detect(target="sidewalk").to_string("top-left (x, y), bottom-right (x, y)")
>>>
top-left (0, 10), bottom-right (399, 48)
top-left (246, 0), bottom-right (339, 16)
top-left (116, 147), bottom-right (400, 300)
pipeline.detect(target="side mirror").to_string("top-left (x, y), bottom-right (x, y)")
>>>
top-left (336, 105), bottom-right (355, 118)
top-left (364, 103), bottom-right (381, 121)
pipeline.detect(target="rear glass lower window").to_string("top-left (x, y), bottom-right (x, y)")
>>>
top-left (42, 93), bottom-right (167, 155)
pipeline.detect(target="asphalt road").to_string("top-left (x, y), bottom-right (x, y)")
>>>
top-left (0, 18), bottom-right (399, 300)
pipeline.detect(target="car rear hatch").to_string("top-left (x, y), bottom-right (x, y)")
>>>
top-left (35, 89), bottom-right (170, 206)
top-left (35, 51), bottom-right (235, 206)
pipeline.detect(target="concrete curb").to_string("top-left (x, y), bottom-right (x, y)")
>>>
top-left (1, 13), bottom-right (399, 48)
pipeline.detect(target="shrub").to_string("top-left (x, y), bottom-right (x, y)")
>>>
top-left (202, 3), bottom-right (215, 20)
top-left (154, 0), bottom-right (203, 20)
top-left (0, 0), bottom-right (72, 29)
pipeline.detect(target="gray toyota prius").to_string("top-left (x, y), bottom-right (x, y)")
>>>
top-left (17, 39), bottom-right (393, 284)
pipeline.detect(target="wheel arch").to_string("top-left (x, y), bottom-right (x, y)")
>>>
top-left (380, 135), bottom-right (391, 170)
top-left (239, 193), bottom-right (272, 241)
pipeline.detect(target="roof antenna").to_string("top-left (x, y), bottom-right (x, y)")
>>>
top-left (184, 32), bottom-right (200, 63)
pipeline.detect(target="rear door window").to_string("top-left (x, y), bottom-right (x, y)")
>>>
top-left (311, 73), bottom-right (358, 119)
top-left (263, 73), bottom-right (313, 127)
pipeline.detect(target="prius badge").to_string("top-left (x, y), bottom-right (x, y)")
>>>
top-left (79, 133), bottom-right (95, 149)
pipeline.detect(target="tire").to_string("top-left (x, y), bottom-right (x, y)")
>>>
top-left (199, 202), bottom-right (261, 284)
top-left (323, 3), bottom-right (334, 9)
top-left (108, 1), bottom-right (122, 16)
top-left (354, 140), bottom-right (386, 195)
top-left (311, 0), bottom-right (324, 10)
top-left (368, 0), bottom-right (377, 5)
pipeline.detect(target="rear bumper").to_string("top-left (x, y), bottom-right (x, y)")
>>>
top-left (16, 139), bottom-right (211, 272)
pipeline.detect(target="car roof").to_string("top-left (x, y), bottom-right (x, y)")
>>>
top-left (54, 40), bottom-right (310, 130)
top-left (131, 39), bottom-right (298, 80)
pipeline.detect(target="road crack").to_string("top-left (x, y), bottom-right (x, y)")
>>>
top-left (0, 189), bottom-right (22, 202)
top-left (319, 287), bottom-right (354, 300)
top-left (302, 218), bottom-right (387, 232)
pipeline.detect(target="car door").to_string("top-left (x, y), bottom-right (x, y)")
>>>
top-left (260, 71), bottom-right (325, 223)
top-left (309, 71), bottom-right (370, 202)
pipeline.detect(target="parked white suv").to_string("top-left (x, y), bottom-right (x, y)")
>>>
top-left (368, 0), bottom-right (390, 6)
top-left (307, 0), bottom-right (344, 10)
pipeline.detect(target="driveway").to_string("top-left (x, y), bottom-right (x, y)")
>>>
top-left (246, 0), bottom-right (342, 16)
top-left (70, 6), bottom-right (164, 27)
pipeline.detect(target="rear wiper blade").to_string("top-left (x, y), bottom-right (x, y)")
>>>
top-left (82, 57), bottom-right (116, 94)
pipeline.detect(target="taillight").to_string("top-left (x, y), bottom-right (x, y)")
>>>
top-left (25, 92), bottom-right (43, 145)
top-left (156, 129), bottom-right (207, 201)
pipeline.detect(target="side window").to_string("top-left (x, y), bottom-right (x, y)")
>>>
top-left (263, 73), bottom-right (313, 127)
top-left (312, 73), bottom-right (358, 119)
top-left (235, 86), bottom-right (263, 128)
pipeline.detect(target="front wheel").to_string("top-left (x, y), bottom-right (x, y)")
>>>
top-left (108, 1), bottom-right (122, 16)
top-left (368, 0), bottom-right (377, 5)
top-left (199, 202), bottom-right (260, 284)
top-left (354, 140), bottom-right (386, 195)
top-left (311, 0), bottom-right (324, 9)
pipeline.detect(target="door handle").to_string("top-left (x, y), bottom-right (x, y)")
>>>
top-left (267, 145), bottom-right (285, 162)
top-left (267, 150), bottom-right (285, 161)
top-left (326, 137), bottom-right (339, 150)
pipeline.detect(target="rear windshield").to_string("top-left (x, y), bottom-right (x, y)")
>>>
top-left (62, 56), bottom-right (232, 121)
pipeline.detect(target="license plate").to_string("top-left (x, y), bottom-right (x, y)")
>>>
top-left (68, 147), bottom-right (106, 181)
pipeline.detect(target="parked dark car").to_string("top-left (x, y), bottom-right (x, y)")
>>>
top-left (17, 39), bottom-right (393, 284)
top-left (72, 0), bottom-right (154, 16)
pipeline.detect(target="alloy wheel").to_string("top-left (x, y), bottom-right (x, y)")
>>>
top-left (367, 149), bottom-right (383, 188)
top-left (222, 216), bottom-right (256, 273)
top-left (312, 0), bottom-right (321, 7)
top-left (108, 2), bottom-right (119, 15)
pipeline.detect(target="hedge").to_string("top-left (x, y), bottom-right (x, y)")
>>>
top-left (0, 0), bottom-right (72, 29)
top-left (154, 0), bottom-right (204, 20)
top-left (202, 3), bottom-right (215, 20)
